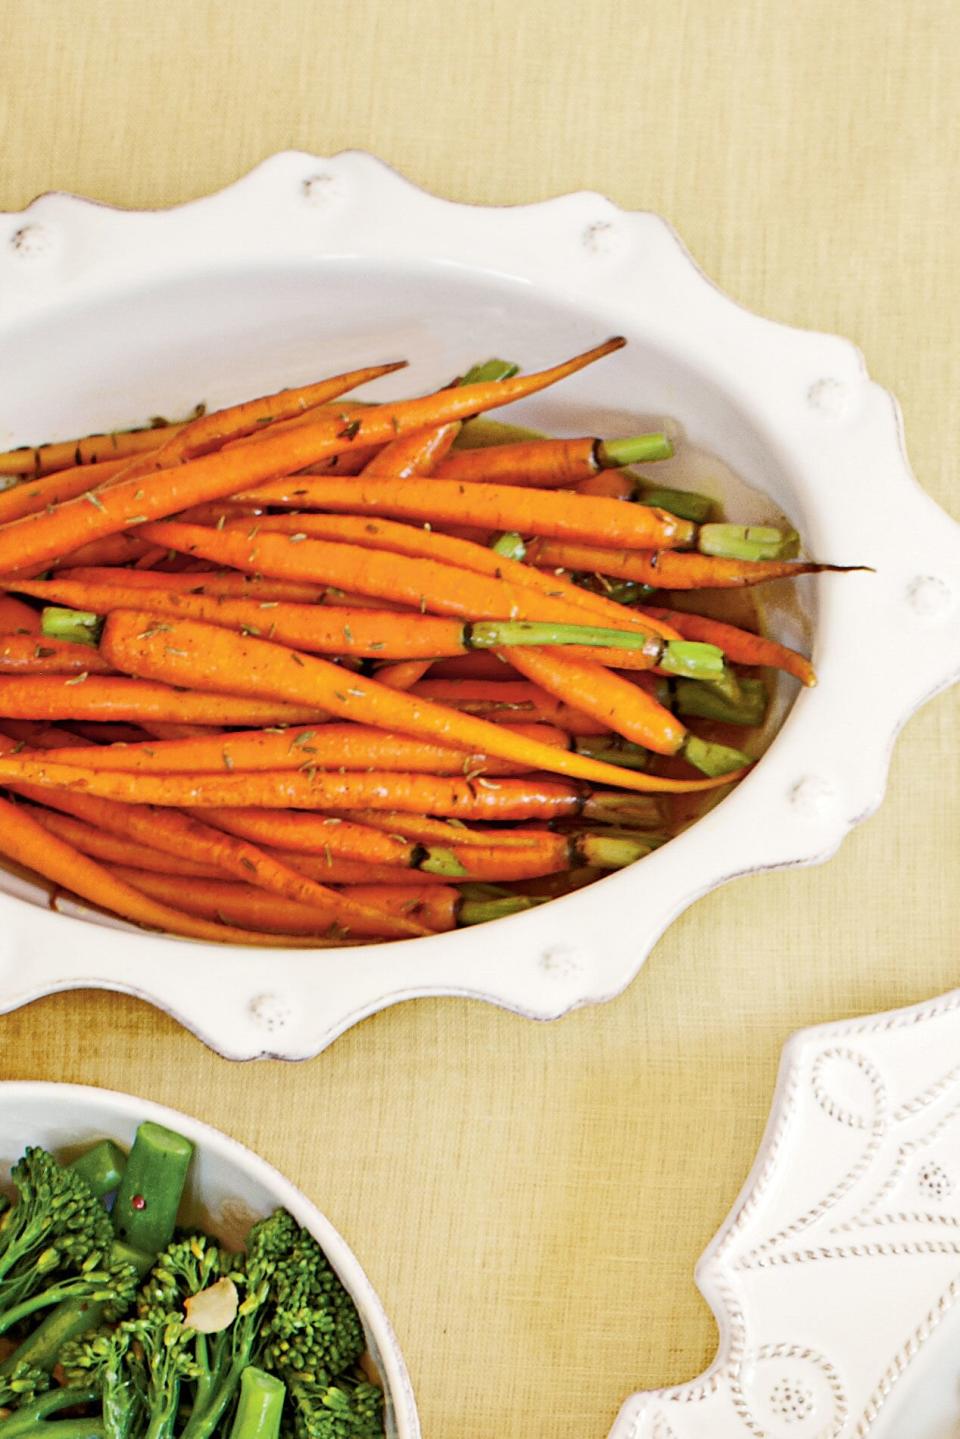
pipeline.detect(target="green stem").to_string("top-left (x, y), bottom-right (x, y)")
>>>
top-left (659, 640), bottom-right (726, 681)
top-left (681, 733), bottom-right (752, 777)
top-left (227, 1368), bottom-right (286, 1439)
top-left (68, 1141), bottom-right (126, 1201)
top-left (465, 619), bottom-right (662, 657)
top-left (596, 434), bottom-right (673, 467)
top-left (696, 523), bottom-right (800, 561)
top-left (418, 847), bottom-right (469, 878)
top-left (572, 738), bottom-right (650, 771)
top-left (640, 486), bottom-right (714, 524)
top-left (574, 833), bottom-right (663, 867)
top-left (457, 896), bottom-right (543, 925)
top-left (40, 608), bottom-right (103, 647)
top-left (459, 359), bottom-right (520, 385)
top-left (0, 1385), bottom-right (101, 1438)
top-left (111, 1122), bottom-right (193, 1256)
top-left (674, 676), bottom-right (767, 726)
top-left (581, 793), bottom-right (664, 828)
top-left (490, 531), bottom-right (526, 561)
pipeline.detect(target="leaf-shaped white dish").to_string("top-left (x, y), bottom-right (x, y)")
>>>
top-left (611, 988), bottom-right (960, 1439)
top-left (0, 151), bottom-right (958, 1058)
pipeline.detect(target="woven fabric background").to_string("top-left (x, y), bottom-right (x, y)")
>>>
top-left (1, 1), bottom-right (958, 1434)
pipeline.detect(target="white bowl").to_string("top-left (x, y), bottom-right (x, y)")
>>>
top-left (610, 985), bottom-right (960, 1439)
top-left (1, 151), bottom-right (958, 1059)
top-left (0, 1080), bottom-right (419, 1439)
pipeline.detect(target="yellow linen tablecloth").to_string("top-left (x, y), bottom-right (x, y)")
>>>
top-left (1, 2), bottom-right (958, 1434)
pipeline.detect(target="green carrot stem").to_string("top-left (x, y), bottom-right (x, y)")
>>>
top-left (418, 846), bottom-right (470, 878)
top-left (596, 434), bottom-right (674, 467)
top-left (68, 1140), bottom-right (126, 1200)
top-left (581, 793), bottom-right (664, 828)
top-left (227, 1368), bottom-right (286, 1439)
top-left (658, 640), bottom-right (726, 681)
top-left (697, 523), bottom-right (800, 561)
top-left (576, 833), bottom-right (661, 867)
top-left (40, 608), bottom-right (104, 647)
top-left (572, 738), bottom-right (650, 771)
top-left (674, 676), bottom-right (767, 726)
top-left (490, 531), bottom-right (527, 560)
top-left (457, 895), bottom-right (543, 925)
top-left (465, 619), bottom-right (662, 657)
top-left (639, 486), bottom-right (714, 524)
top-left (680, 733), bottom-right (751, 776)
top-left (112, 1121), bottom-right (193, 1256)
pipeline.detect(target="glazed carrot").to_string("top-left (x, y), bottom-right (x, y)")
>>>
top-left (101, 609), bottom-right (738, 793)
top-left (30, 721), bottom-right (568, 775)
top-left (0, 340), bottom-right (625, 574)
top-left (361, 421), bottom-right (461, 478)
top-left (0, 426), bottom-right (175, 478)
top-left (108, 866), bottom-right (441, 940)
top-left (375, 660), bottom-right (434, 690)
top-left (0, 635), bottom-right (114, 674)
top-left (416, 654), bottom-right (517, 682)
top-left (0, 459), bottom-right (132, 525)
top-left (574, 471), bottom-right (635, 500)
top-left (192, 511), bottom-right (683, 642)
top-left (238, 474), bottom-right (695, 551)
top-left (642, 606), bottom-right (817, 686)
top-left (197, 806), bottom-right (552, 861)
top-left (269, 854), bottom-right (453, 885)
top-left (57, 567), bottom-right (331, 603)
top-left (0, 676), bottom-right (325, 725)
top-left (408, 679), bottom-right (610, 734)
top-left (427, 433), bottom-right (672, 488)
top-left (524, 538), bottom-right (857, 589)
top-left (0, 783), bottom-right (346, 946)
top-left (47, 533), bottom-right (158, 572)
top-left (133, 521), bottom-right (671, 659)
top-left (27, 807), bottom-right (227, 877)
top-left (5, 778), bottom-right (428, 939)
top-left (19, 577), bottom-right (676, 671)
top-left (0, 595), bottom-right (41, 633)
top-left (0, 755), bottom-right (592, 821)
top-left (415, 831), bottom-right (660, 881)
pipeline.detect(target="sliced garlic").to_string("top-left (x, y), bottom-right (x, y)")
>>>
top-left (183, 1276), bottom-right (239, 1333)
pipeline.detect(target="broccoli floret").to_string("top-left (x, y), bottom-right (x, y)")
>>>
top-left (0, 1361), bottom-right (51, 1410)
top-left (0, 1150), bottom-right (137, 1340)
top-left (285, 1377), bottom-right (383, 1439)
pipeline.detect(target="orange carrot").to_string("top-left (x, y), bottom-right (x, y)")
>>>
top-left (525, 538), bottom-right (854, 588)
top-left (574, 471), bottom-right (635, 500)
top-left (100, 610), bottom-right (735, 793)
top-left (238, 475), bottom-right (694, 551)
top-left (0, 595), bottom-right (41, 633)
top-left (108, 865), bottom-right (442, 939)
top-left (360, 422), bottom-right (461, 477)
top-left (330, 809), bottom-right (568, 850)
top-left (270, 854), bottom-right (452, 885)
top-left (0, 675), bottom-right (325, 725)
top-left (642, 605), bottom-right (817, 686)
top-left (193, 808), bottom-right (430, 866)
top-left (0, 340), bottom-right (624, 574)
top-left (375, 660), bottom-right (434, 690)
top-left (133, 521), bottom-right (670, 659)
top-left (421, 654), bottom-right (518, 681)
top-left (5, 777), bottom-right (428, 939)
top-left (47, 533), bottom-right (158, 572)
top-left (0, 459), bottom-right (132, 525)
top-left (431, 436), bottom-right (604, 487)
top-left (30, 720), bottom-right (567, 775)
top-left (27, 806), bottom-right (227, 877)
top-left (0, 785), bottom-right (346, 946)
top-left (504, 646), bottom-right (688, 755)
top-left (57, 567), bottom-right (331, 603)
top-left (0, 635), bottom-right (114, 674)
top-left (409, 679), bottom-right (610, 734)
top-left (192, 511), bottom-right (683, 641)
top-left (0, 426), bottom-right (175, 479)
top-left (0, 755), bottom-right (591, 821)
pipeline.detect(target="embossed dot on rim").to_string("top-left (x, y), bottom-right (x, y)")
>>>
top-left (9, 224), bottom-right (59, 262)
top-left (788, 775), bottom-right (836, 818)
top-left (907, 574), bottom-right (954, 619)
top-left (806, 377), bottom-right (850, 418)
top-left (301, 172), bottom-right (346, 207)
top-left (917, 1161), bottom-right (954, 1201)
top-left (248, 991), bottom-right (293, 1032)
top-left (768, 1377), bottom-right (815, 1424)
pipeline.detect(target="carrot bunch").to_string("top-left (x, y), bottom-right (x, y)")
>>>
top-left (0, 341), bottom-right (858, 947)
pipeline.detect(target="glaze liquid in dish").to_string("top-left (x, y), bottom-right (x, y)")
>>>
top-left (0, 340), bottom-right (859, 946)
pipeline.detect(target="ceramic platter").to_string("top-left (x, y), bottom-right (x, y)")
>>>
top-left (0, 151), bottom-right (958, 1058)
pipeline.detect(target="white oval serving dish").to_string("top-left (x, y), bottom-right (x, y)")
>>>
top-left (0, 151), bottom-right (958, 1059)
top-left (611, 986), bottom-right (960, 1439)
top-left (0, 1080), bottom-right (419, 1439)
